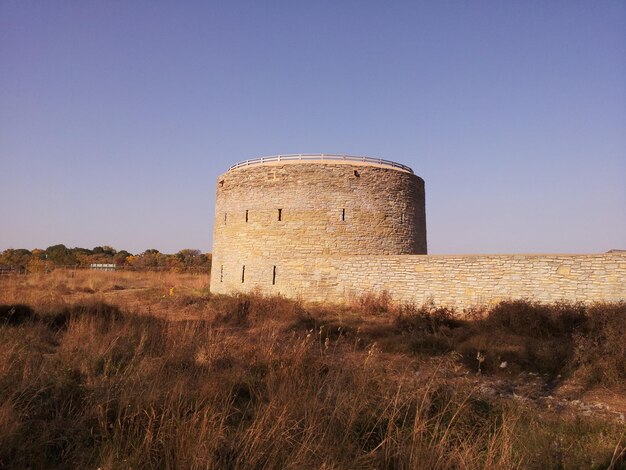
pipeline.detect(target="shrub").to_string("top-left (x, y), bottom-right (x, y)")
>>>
top-left (572, 302), bottom-right (626, 386)
top-left (0, 304), bottom-right (36, 325)
top-left (394, 303), bottom-right (463, 355)
top-left (481, 300), bottom-right (586, 338)
top-left (354, 290), bottom-right (392, 315)
top-left (451, 301), bottom-right (590, 376)
top-left (212, 293), bottom-right (305, 327)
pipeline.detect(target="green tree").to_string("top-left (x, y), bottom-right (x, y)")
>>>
top-left (45, 244), bottom-right (78, 266)
top-left (0, 249), bottom-right (32, 269)
top-left (176, 249), bottom-right (201, 265)
top-left (114, 250), bottom-right (132, 265)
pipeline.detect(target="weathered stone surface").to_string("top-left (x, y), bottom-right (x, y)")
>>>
top-left (263, 253), bottom-right (625, 309)
top-left (210, 160), bottom-right (626, 309)
top-left (211, 161), bottom-right (426, 294)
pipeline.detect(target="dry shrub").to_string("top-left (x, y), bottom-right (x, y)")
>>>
top-left (247, 292), bottom-right (305, 319)
top-left (211, 292), bottom-right (304, 327)
top-left (0, 304), bottom-right (36, 325)
top-left (394, 303), bottom-right (463, 355)
top-left (452, 301), bottom-right (586, 376)
top-left (169, 292), bottom-right (212, 310)
top-left (481, 300), bottom-right (586, 338)
top-left (0, 301), bottom-right (123, 331)
top-left (210, 293), bottom-right (253, 327)
top-left (352, 290), bottom-right (393, 315)
top-left (573, 302), bottom-right (626, 386)
top-left (395, 303), bottom-right (461, 335)
top-left (389, 300), bottom-right (626, 383)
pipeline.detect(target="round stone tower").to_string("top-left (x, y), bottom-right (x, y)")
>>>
top-left (210, 154), bottom-right (426, 294)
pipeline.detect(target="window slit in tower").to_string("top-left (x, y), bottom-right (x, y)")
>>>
top-left (342, 208), bottom-right (345, 221)
top-left (241, 265), bottom-right (245, 283)
top-left (220, 265), bottom-right (223, 282)
top-left (245, 210), bottom-right (248, 223)
top-left (224, 213), bottom-right (227, 224)
top-left (278, 208), bottom-right (282, 221)
top-left (272, 265), bottom-right (276, 285)
top-left (401, 212), bottom-right (404, 224)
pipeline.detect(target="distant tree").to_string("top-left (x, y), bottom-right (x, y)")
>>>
top-left (2, 244), bottom-right (208, 272)
top-left (102, 245), bottom-right (117, 256)
top-left (28, 257), bottom-right (51, 273)
top-left (128, 249), bottom-right (163, 268)
top-left (114, 250), bottom-right (132, 265)
top-left (176, 249), bottom-right (201, 265)
top-left (199, 253), bottom-right (211, 271)
top-left (71, 247), bottom-right (93, 257)
top-left (0, 249), bottom-right (32, 269)
top-left (45, 244), bottom-right (78, 266)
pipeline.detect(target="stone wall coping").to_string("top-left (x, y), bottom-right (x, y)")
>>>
top-left (306, 253), bottom-right (625, 259)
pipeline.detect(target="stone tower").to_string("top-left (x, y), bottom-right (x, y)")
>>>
top-left (210, 154), bottom-right (426, 294)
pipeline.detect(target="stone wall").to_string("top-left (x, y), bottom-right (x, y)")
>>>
top-left (209, 159), bottom-right (625, 310)
top-left (214, 253), bottom-right (626, 310)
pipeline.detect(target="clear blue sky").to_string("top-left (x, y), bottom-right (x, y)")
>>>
top-left (1, 1), bottom-right (624, 254)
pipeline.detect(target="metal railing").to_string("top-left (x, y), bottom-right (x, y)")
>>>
top-left (228, 154), bottom-right (414, 174)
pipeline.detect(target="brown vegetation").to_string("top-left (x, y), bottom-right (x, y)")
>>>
top-left (0, 245), bottom-right (211, 273)
top-left (0, 271), bottom-right (624, 469)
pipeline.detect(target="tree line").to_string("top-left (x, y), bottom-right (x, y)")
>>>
top-left (0, 245), bottom-right (211, 273)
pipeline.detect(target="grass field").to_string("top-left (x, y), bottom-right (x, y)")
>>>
top-left (1, 270), bottom-right (625, 469)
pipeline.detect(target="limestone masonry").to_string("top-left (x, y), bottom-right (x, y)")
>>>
top-left (210, 155), bottom-right (625, 308)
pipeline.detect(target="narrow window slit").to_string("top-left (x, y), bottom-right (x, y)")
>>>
top-left (278, 208), bottom-right (282, 221)
top-left (272, 265), bottom-right (276, 285)
top-left (341, 208), bottom-right (345, 221)
top-left (241, 265), bottom-right (245, 283)
top-left (220, 265), bottom-right (223, 282)
top-left (401, 212), bottom-right (404, 224)
top-left (224, 213), bottom-right (227, 224)
top-left (245, 210), bottom-right (248, 222)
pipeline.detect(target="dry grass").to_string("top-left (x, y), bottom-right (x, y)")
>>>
top-left (0, 271), bottom-right (624, 469)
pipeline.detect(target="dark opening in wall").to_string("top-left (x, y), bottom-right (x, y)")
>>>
top-left (219, 180), bottom-right (224, 187)
top-left (342, 208), bottom-right (345, 221)
top-left (224, 213), bottom-right (227, 224)
top-left (220, 265), bottom-right (223, 282)
top-left (272, 265), bottom-right (276, 285)
top-left (400, 212), bottom-right (404, 224)
top-left (241, 265), bottom-right (245, 283)
top-left (278, 208), bottom-right (282, 221)
top-left (245, 210), bottom-right (249, 222)
top-left (354, 170), bottom-right (360, 177)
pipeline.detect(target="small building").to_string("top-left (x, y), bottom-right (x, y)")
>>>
top-left (90, 263), bottom-right (116, 271)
